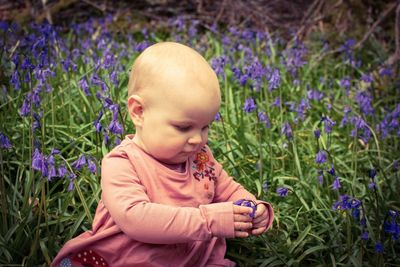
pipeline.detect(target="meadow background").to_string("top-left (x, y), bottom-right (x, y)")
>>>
top-left (0, 1), bottom-right (399, 266)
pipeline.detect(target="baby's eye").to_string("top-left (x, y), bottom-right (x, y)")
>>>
top-left (174, 125), bottom-right (191, 132)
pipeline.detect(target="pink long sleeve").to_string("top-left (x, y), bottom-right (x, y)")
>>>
top-left (101, 152), bottom-right (235, 243)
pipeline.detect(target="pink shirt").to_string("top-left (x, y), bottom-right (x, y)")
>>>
top-left (52, 135), bottom-right (274, 267)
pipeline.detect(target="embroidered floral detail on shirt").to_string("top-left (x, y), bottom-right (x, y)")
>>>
top-left (192, 147), bottom-right (217, 181)
top-left (60, 258), bottom-right (72, 267)
top-left (72, 249), bottom-right (109, 267)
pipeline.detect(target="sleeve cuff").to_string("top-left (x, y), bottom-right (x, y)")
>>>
top-left (199, 202), bottom-right (235, 238)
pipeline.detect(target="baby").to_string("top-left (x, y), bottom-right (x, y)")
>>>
top-left (52, 42), bottom-right (274, 267)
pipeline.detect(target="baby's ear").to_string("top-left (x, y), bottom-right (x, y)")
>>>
top-left (127, 95), bottom-right (144, 127)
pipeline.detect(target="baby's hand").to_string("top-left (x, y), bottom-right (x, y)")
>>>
top-left (233, 205), bottom-right (253, 238)
top-left (250, 204), bottom-right (270, 236)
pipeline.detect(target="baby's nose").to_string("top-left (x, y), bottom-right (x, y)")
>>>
top-left (188, 132), bottom-right (202, 145)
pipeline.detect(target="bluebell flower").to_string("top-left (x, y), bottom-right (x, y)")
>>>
top-left (78, 77), bottom-right (91, 96)
top-left (0, 132), bottom-right (12, 149)
top-left (211, 56), bottom-right (227, 79)
top-left (368, 168), bottom-right (377, 179)
top-left (109, 71), bottom-right (119, 87)
top-left (355, 90), bottom-right (374, 116)
top-left (361, 73), bottom-right (373, 83)
top-left (271, 97), bottom-right (280, 108)
top-left (379, 66), bottom-right (393, 77)
top-left (314, 128), bottom-right (321, 138)
top-left (339, 76), bottom-right (351, 91)
top-left (214, 112), bottom-right (221, 122)
top-left (258, 111), bottom-right (271, 128)
top-left (93, 110), bottom-right (103, 133)
top-left (321, 116), bottom-right (335, 134)
top-left (68, 173), bottom-right (76, 191)
top-left (243, 97), bottom-right (256, 113)
top-left (368, 182), bottom-right (376, 189)
top-left (277, 187), bottom-right (289, 197)
top-left (32, 148), bottom-right (44, 171)
top-left (87, 158), bottom-right (97, 174)
top-left (315, 150), bottom-right (327, 164)
top-left (340, 106), bottom-right (352, 128)
top-left (361, 231), bottom-right (369, 241)
top-left (57, 164), bottom-right (69, 177)
top-left (71, 155), bottom-right (86, 171)
top-left (375, 242), bottom-right (384, 253)
top-left (327, 165), bottom-right (335, 176)
top-left (317, 169), bottom-right (323, 185)
top-left (268, 68), bottom-right (280, 91)
top-left (332, 176), bottom-right (341, 190)
top-left (282, 122), bottom-right (293, 140)
top-left (307, 89), bottom-right (324, 101)
top-left (10, 70), bottom-right (20, 90)
top-left (108, 120), bottom-right (124, 135)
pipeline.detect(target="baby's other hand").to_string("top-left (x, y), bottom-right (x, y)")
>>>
top-left (251, 203), bottom-right (270, 236)
top-left (232, 204), bottom-right (253, 238)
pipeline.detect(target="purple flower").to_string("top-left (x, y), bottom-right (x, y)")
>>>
top-left (214, 112), bottom-right (221, 122)
top-left (271, 97), bottom-right (280, 108)
top-left (243, 97), bottom-right (257, 113)
top-left (355, 91), bottom-right (374, 116)
top-left (0, 132), bottom-right (12, 149)
top-left (368, 182), bottom-right (376, 189)
top-left (262, 181), bottom-right (268, 193)
top-left (361, 73), bottom-right (373, 83)
top-left (57, 165), bottom-right (69, 177)
top-left (71, 155), bottom-right (86, 171)
top-left (361, 231), bottom-right (369, 241)
top-left (32, 148), bottom-right (44, 171)
top-left (332, 176), bottom-right (341, 190)
top-left (268, 68), bottom-right (280, 91)
top-left (258, 111), bottom-right (271, 128)
top-left (211, 56), bottom-right (227, 79)
top-left (317, 169), bottom-right (324, 185)
top-left (321, 116), bottom-right (335, 134)
top-left (339, 76), bottom-right (351, 90)
top-left (68, 173), bottom-right (76, 191)
top-left (368, 168), bottom-right (377, 179)
top-left (87, 158), bottom-right (97, 174)
top-left (19, 98), bottom-right (31, 117)
top-left (276, 187), bottom-right (289, 197)
top-left (78, 77), bottom-right (91, 96)
top-left (314, 128), bottom-right (321, 138)
top-left (108, 120), bottom-right (124, 135)
top-left (379, 66), bottom-right (393, 77)
top-left (327, 165), bottom-right (335, 176)
top-left (375, 242), bottom-right (384, 253)
top-left (93, 110), bottom-right (103, 133)
top-left (315, 150), bottom-right (327, 164)
top-left (282, 122), bottom-right (293, 140)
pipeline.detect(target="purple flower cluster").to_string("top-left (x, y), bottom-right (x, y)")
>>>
top-left (384, 210), bottom-right (400, 241)
top-left (376, 104), bottom-right (400, 139)
top-left (332, 194), bottom-right (361, 220)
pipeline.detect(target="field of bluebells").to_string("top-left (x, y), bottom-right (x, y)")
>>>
top-left (0, 15), bottom-right (399, 266)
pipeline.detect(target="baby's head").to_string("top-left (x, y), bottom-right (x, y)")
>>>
top-left (127, 42), bottom-right (221, 164)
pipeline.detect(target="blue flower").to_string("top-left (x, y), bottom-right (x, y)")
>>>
top-left (361, 231), bottom-right (369, 241)
top-left (314, 128), bottom-right (321, 138)
top-left (332, 176), bottom-right (341, 190)
top-left (78, 77), bottom-right (91, 96)
top-left (315, 150), bottom-right (327, 164)
top-left (258, 111), bottom-right (270, 128)
top-left (243, 97), bottom-right (256, 113)
top-left (268, 68), bottom-right (280, 91)
top-left (281, 122), bottom-right (293, 140)
top-left (87, 158), bottom-right (97, 174)
top-left (276, 187), bottom-right (289, 197)
top-left (71, 155), bottom-right (86, 171)
top-left (0, 132), bottom-right (12, 149)
top-left (375, 242), bottom-right (384, 253)
top-left (108, 120), bottom-right (124, 135)
top-left (368, 168), bottom-right (377, 179)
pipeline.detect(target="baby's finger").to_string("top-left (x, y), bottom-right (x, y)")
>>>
top-left (234, 214), bottom-right (253, 222)
top-left (234, 221), bottom-right (253, 231)
top-left (251, 226), bottom-right (267, 236)
top-left (234, 230), bottom-right (249, 238)
top-left (252, 213), bottom-right (268, 224)
top-left (233, 205), bottom-right (253, 215)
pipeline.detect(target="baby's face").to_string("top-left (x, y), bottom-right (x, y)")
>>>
top-left (138, 85), bottom-right (219, 165)
top-left (129, 42), bottom-right (221, 165)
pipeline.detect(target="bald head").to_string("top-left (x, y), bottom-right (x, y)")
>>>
top-left (127, 42), bottom-right (220, 106)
